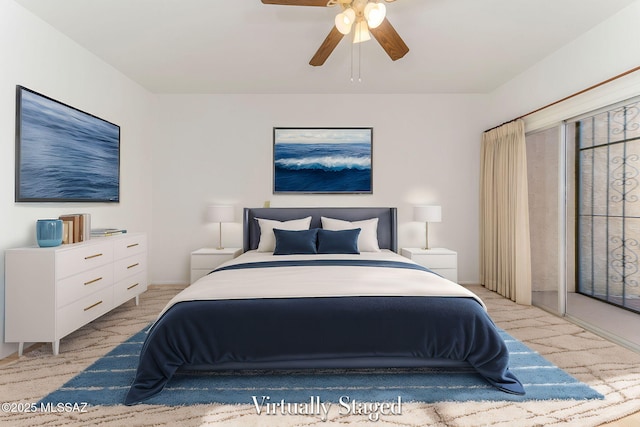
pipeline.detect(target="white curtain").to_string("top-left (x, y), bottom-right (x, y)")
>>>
top-left (480, 120), bottom-right (532, 304)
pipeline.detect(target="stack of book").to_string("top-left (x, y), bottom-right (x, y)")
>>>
top-left (90, 228), bottom-right (127, 237)
top-left (58, 213), bottom-right (91, 244)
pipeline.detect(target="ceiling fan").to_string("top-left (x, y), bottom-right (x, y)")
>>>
top-left (261, 0), bottom-right (409, 66)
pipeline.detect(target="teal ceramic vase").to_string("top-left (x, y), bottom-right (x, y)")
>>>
top-left (37, 219), bottom-right (63, 247)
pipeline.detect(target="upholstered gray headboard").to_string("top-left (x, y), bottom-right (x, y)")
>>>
top-left (243, 207), bottom-right (398, 253)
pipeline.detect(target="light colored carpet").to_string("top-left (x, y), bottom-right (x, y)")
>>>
top-left (1, 284), bottom-right (639, 427)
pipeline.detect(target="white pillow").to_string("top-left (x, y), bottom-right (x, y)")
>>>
top-left (320, 216), bottom-right (380, 252)
top-left (255, 216), bottom-right (312, 252)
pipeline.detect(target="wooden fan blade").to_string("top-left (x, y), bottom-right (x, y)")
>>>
top-left (369, 18), bottom-right (409, 61)
top-left (261, 0), bottom-right (329, 6)
top-left (309, 26), bottom-right (344, 66)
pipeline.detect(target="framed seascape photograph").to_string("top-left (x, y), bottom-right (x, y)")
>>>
top-left (273, 127), bottom-right (372, 194)
top-left (15, 86), bottom-right (120, 202)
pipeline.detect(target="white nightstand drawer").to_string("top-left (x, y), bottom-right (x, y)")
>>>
top-left (190, 248), bottom-right (242, 284)
top-left (191, 254), bottom-right (228, 269)
top-left (401, 248), bottom-right (458, 283)
top-left (412, 254), bottom-right (457, 269)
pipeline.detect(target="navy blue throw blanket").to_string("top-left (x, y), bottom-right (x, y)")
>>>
top-left (214, 259), bottom-right (436, 274)
top-left (125, 260), bottom-right (524, 405)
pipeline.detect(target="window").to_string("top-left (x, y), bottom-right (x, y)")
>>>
top-left (572, 98), bottom-right (640, 313)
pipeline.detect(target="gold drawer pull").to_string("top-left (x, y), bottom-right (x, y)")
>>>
top-left (127, 243), bottom-right (139, 248)
top-left (127, 262), bottom-right (140, 269)
top-left (127, 283), bottom-right (139, 290)
top-left (84, 300), bottom-right (103, 311)
top-left (84, 277), bottom-right (102, 286)
top-left (85, 253), bottom-right (103, 260)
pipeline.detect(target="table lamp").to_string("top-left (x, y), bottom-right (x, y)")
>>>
top-left (414, 205), bottom-right (442, 250)
top-left (206, 206), bottom-right (234, 250)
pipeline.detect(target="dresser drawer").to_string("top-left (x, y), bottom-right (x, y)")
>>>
top-left (56, 264), bottom-right (114, 308)
top-left (114, 253), bottom-right (146, 282)
top-left (56, 286), bottom-right (113, 338)
top-left (114, 271), bottom-right (147, 306)
top-left (114, 234), bottom-right (147, 259)
top-left (56, 242), bottom-right (114, 279)
top-left (6, 232), bottom-right (149, 356)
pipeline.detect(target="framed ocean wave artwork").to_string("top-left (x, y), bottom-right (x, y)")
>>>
top-left (15, 86), bottom-right (120, 202)
top-left (273, 127), bottom-right (373, 194)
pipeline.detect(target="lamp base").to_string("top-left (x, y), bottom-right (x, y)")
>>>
top-left (423, 222), bottom-right (431, 252)
top-left (216, 222), bottom-right (224, 251)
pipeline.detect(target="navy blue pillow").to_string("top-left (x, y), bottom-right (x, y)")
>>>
top-left (317, 228), bottom-right (361, 254)
top-left (273, 228), bottom-right (318, 255)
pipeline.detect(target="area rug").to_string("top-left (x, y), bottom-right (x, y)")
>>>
top-left (39, 326), bottom-right (602, 407)
top-left (3, 285), bottom-right (640, 426)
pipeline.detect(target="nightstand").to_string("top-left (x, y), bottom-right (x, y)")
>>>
top-left (401, 248), bottom-right (458, 282)
top-left (190, 247), bottom-right (242, 284)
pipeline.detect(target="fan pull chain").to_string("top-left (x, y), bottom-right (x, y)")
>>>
top-left (350, 38), bottom-right (354, 82)
top-left (358, 40), bottom-right (362, 83)
top-left (350, 38), bottom-right (363, 83)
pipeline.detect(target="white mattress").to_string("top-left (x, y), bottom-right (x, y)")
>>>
top-left (157, 250), bottom-right (485, 320)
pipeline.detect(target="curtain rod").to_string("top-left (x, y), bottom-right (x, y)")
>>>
top-left (484, 65), bottom-right (640, 133)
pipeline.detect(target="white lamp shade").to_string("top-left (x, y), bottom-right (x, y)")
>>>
top-left (353, 20), bottom-right (371, 43)
top-left (414, 206), bottom-right (442, 223)
top-left (364, 2), bottom-right (386, 29)
top-left (335, 8), bottom-right (356, 35)
top-left (206, 206), bottom-right (234, 223)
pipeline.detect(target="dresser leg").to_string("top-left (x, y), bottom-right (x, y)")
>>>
top-left (135, 295), bottom-right (139, 306)
top-left (18, 342), bottom-right (24, 357)
top-left (52, 340), bottom-right (60, 356)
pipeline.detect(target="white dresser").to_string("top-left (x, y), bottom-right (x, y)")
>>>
top-left (190, 247), bottom-right (242, 284)
top-left (5, 232), bottom-right (147, 356)
top-left (401, 247), bottom-right (458, 282)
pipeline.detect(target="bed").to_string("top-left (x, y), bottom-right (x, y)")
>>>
top-left (125, 207), bottom-right (524, 405)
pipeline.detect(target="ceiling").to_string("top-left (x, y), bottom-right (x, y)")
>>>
top-left (13, 0), bottom-right (637, 94)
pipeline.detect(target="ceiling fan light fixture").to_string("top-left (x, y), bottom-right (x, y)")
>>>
top-left (335, 7), bottom-right (356, 35)
top-left (352, 19), bottom-right (370, 43)
top-left (364, 2), bottom-right (386, 29)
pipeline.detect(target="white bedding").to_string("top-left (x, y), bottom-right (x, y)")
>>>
top-left (158, 250), bottom-right (485, 319)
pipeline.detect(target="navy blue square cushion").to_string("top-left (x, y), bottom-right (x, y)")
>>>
top-left (317, 228), bottom-right (361, 254)
top-left (273, 228), bottom-right (318, 255)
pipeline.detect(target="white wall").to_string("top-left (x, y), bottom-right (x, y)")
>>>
top-left (484, 0), bottom-right (640, 312)
top-left (151, 94), bottom-right (486, 285)
top-left (486, 1), bottom-right (640, 129)
top-left (0, 1), bottom-right (154, 358)
top-left (5, 0), bottom-right (638, 360)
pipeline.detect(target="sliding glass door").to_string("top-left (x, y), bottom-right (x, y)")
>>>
top-left (526, 125), bottom-right (567, 314)
top-left (525, 96), bottom-right (640, 350)
top-left (572, 98), bottom-right (640, 314)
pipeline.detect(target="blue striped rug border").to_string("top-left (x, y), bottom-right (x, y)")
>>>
top-left (39, 327), bottom-right (604, 406)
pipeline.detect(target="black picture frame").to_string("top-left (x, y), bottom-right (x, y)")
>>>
top-left (15, 85), bottom-right (120, 203)
top-left (273, 127), bottom-right (373, 194)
